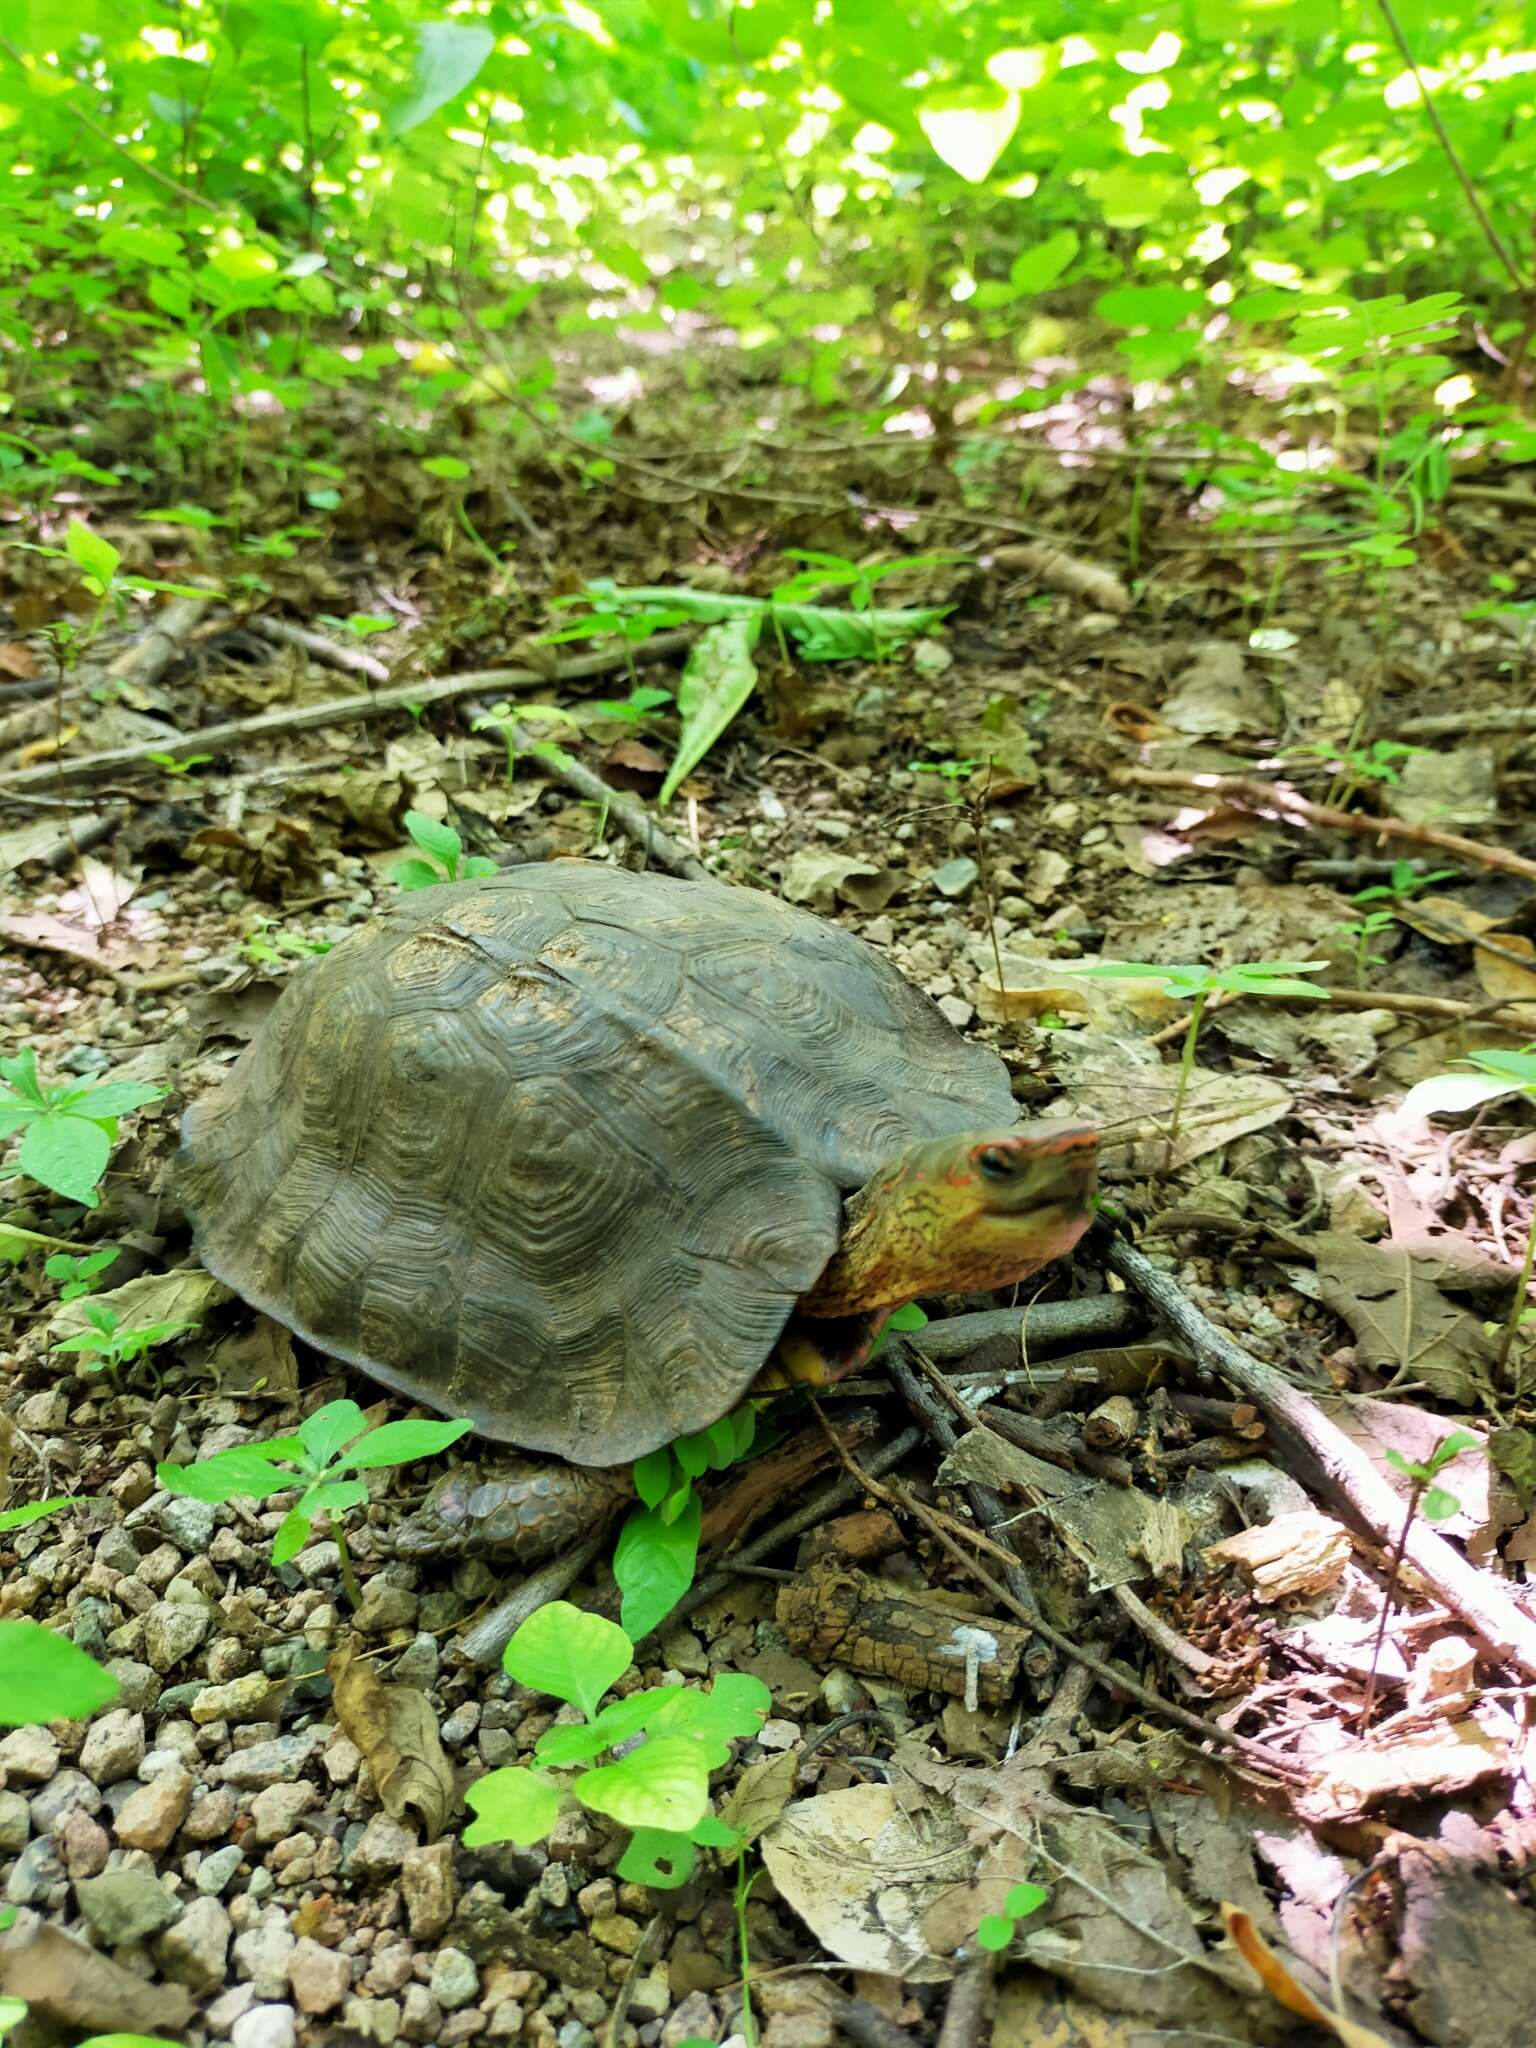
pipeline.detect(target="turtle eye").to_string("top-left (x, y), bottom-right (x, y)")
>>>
top-left (976, 1145), bottom-right (1016, 1182)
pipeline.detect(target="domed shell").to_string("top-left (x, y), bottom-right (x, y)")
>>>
top-left (180, 863), bottom-right (1017, 1464)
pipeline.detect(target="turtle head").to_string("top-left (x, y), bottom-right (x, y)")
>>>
top-left (800, 1121), bottom-right (1097, 1319)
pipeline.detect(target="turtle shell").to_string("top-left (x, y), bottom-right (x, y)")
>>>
top-left (180, 863), bottom-right (1018, 1464)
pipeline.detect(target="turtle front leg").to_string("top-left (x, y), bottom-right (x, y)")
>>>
top-left (392, 1459), bottom-right (632, 1561)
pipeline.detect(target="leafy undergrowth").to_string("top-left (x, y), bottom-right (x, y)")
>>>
top-left (6, 218), bottom-right (1536, 2048)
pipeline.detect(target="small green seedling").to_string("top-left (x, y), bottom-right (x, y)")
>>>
top-left (1066, 961), bottom-right (1330, 1149)
top-left (470, 700), bottom-right (581, 785)
top-left (1363, 1429), bottom-right (1478, 1723)
top-left (0, 1048), bottom-right (164, 1208)
top-left (462, 1600), bottom-right (769, 1890)
top-left (315, 612), bottom-right (396, 639)
top-left (54, 1304), bottom-right (200, 1379)
top-left (774, 548), bottom-right (961, 663)
top-left (1351, 859), bottom-right (1457, 906)
top-left (392, 809), bottom-right (499, 890)
top-left (907, 757), bottom-right (980, 799)
top-left (158, 1397), bottom-right (471, 1608)
top-left (618, 1406), bottom-right (759, 1639)
top-left (588, 683), bottom-right (673, 723)
top-left (976, 1879), bottom-right (1050, 1952)
top-left (45, 1245), bottom-right (120, 1301)
top-left (146, 750), bottom-right (214, 776)
top-left (1337, 909), bottom-right (1398, 987)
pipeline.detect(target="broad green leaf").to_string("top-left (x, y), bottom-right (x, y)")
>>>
top-left (422, 454), bottom-right (471, 480)
top-left (64, 516), bottom-right (119, 591)
top-left (334, 1418), bottom-right (473, 1470)
top-left (159, 1448), bottom-right (299, 1503)
top-left (402, 810), bottom-right (462, 868)
top-left (1004, 1880), bottom-right (1049, 1919)
top-left (1096, 285), bottom-right (1200, 331)
top-left (660, 613), bottom-right (760, 805)
top-left (297, 1399), bottom-right (367, 1468)
top-left (295, 1478), bottom-right (369, 1520)
top-left (1009, 229), bottom-right (1079, 294)
top-left (0, 1618), bottom-right (120, 1725)
top-left (0, 1997), bottom-right (26, 2042)
top-left (392, 857), bottom-right (445, 891)
top-left (673, 1430), bottom-right (712, 1480)
top-left (19, 1113), bottom-right (110, 1206)
top-left (615, 1496), bottom-right (700, 1642)
top-left (1421, 1486), bottom-right (1460, 1521)
top-left (386, 23), bottom-right (495, 137)
top-left (976, 1912), bottom-right (1016, 1951)
top-left (574, 1735), bottom-right (709, 1832)
top-left (504, 1602), bottom-right (632, 1718)
top-left (615, 1826), bottom-right (698, 1889)
top-left (462, 1765), bottom-right (563, 1847)
top-left (67, 1081), bottom-right (164, 1119)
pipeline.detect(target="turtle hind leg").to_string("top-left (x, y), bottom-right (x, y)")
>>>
top-left (392, 1459), bottom-right (631, 1561)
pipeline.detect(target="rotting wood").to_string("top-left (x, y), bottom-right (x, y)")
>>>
top-left (776, 1561), bottom-right (1031, 1705)
top-left (1105, 1227), bottom-right (1536, 1682)
top-left (0, 629), bottom-right (696, 799)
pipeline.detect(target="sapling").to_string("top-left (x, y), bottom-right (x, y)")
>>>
top-left (54, 1303), bottom-right (200, 1379)
top-left (462, 1600), bottom-right (769, 1890)
top-left (1067, 960), bottom-right (1331, 1150)
top-left (158, 1397), bottom-right (471, 1608)
top-left (0, 1047), bottom-right (164, 1208)
top-left (44, 1246), bottom-right (120, 1301)
top-left (392, 809), bottom-right (499, 890)
top-left (1361, 1429), bottom-right (1477, 1723)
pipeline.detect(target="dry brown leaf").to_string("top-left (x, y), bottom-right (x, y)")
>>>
top-left (1222, 1905), bottom-right (1391, 2047)
top-left (1311, 1236), bottom-right (1488, 1404)
top-left (328, 1637), bottom-right (456, 1838)
top-left (15, 722), bottom-right (79, 767)
top-left (720, 1749), bottom-right (798, 1848)
top-left (50, 1267), bottom-right (225, 1344)
top-left (0, 642), bottom-right (37, 680)
top-left (0, 1917), bottom-right (194, 2036)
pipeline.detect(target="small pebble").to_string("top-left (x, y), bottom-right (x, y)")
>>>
top-left (231, 2001), bottom-right (299, 2048)
top-left (197, 1844), bottom-right (247, 1895)
top-left (429, 1948), bottom-right (480, 2011)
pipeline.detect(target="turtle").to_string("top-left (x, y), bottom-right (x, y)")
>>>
top-left (179, 862), bottom-right (1097, 1559)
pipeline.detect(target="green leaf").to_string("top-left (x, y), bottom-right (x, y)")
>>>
top-left (462, 1765), bottom-right (563, 1847)
top-left (975, 1912), bottom-right (1016, 1951)
top-left (64, 517), bottom-right (120, 591)
top-left (673, 1430), bottom-right (712, 1480)
top-left (297, 1399), bottom-right (368, 1468)
top-left (270, 1506), bottom-right (312, 1566)
top-left (1008, 229), bottom-right (1079, 295)
top-left (648, 1672), bottom-right (770, 1754)
top-left (0, 1618), bottom-right (121, 1725)
top-left (296, 1479), bottom-right (369, 1521)
top-left (1421, 1486), bottom-right (1461, 1522)
top-left (0, 1997), bottom-right (26, 2043)
top-left (402, 810), bottom-right (463, 869)
top-left (503, 1601), bottom-right (633, 1718)
top-left (1003, 1880), bottom-right (1049, 1920)
top-left (392, 857), bottom-right (445, 891)
top-left (70, 1080), bottom-right (164, 1120)
top-left (334, 1418), bottom-right (473, 1470)
top-left (0, 1495), bottom-right (85, 1532)
top-left (632, 1447), bottom-right (674, 1508)
top-left (535, 1689), bottom-right (676, 1766)
top-left (386, 22), bottom-right (495, 137)
top-left (660, 613), bottom-right (760, 805)
top-left (574, 1735), bottom-right (710, 1832)
top-left (18, 1112), bottom-right (110, 1206)
top-left (159, 1448), bottom-right (299, 1503)
top-left (422, 454), bottom-right (472, 480)
top-left (0, 1047), bottom-right (43, 1104)
top-left (615, 1497), bottom-right (700, 1642)
top-left (615, 1827), bottom-right (698, 1889)
top-left (918, 87), bottom-right (1019, 183)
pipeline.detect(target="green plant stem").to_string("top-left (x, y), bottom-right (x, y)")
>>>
top-left (1497, 1207), bottom-right (1536, 1380)
top-left (1360, 1482), bottom-right (1420, 1726)
top-left (333, 1524), bottom-right (364, 1610)
top-left (735, 1854), bottom-right (762, 2048)
top-left (1167, 991), bottom-right (1206, 1154)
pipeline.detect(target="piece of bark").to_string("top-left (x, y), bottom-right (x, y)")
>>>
top-left (776, 1563), bottom-right (1031, 1706)
top-left (1083, 1393), bottom-right (1138, 1451)
top-left (798, 1508), bottom-right (906, 1569)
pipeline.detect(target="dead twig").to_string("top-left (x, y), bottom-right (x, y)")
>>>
top-left (0, 631), bottom-right (696, 799)
top-left (1104, 1226), bottom-right (1536, 1682)
top-left (247, 614), bottom-right (391, 683)
top-left (1114, 764), bottom-right (1536, 884)
top-left (907, 1296), bottom-right (1139, 1361)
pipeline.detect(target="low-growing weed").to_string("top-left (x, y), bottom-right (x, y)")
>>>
top-left (0, 1048), bottom-right (164, 1209)
top-left (392, 809), bottom-right (499, 890)
top-left (1362, 1429), bottom-right (1478, 1723)
top-left (617, 1407), bottom-right (758, 1639)
top-left (462, 1601), bottom-right (769, 1891)
top-left (1067, 959), bottom-right (1330, 1150)
top-left (45, 1246), bottom-right (121, 1301)
top-left (241, 919), bottom-right (333, 967)
top-left (1351, 858), bottom-right (1457, 907)
top-left (976, 1879), bottom-right (1050, 1951)
top-left (54, 1304), bottom-right (199, 1378)
top-left (146, 750), bottom-right (213, 776)
top-left (159, 1397), bottom-right (471, 1608)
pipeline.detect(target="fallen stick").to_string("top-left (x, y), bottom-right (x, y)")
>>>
top-left (910, 1295), bottom-right (1138, 1360)
top-left (1400, 707), bottom-right (1536, 738)
top-left (248, 614), bottom-right (391, 683)
top-left (0, 630), bottom-right (696, 798)
top-left (1105, 1228), bottom-right (1536, 1682)
top-left (1113, 764), bottom-right (1536, 884)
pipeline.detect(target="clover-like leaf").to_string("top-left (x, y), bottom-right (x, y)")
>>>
top-left (463, 1765), bottom-right (563, 1847)
top-left (504, 1602), bottom-right (632, 1718)
top-left (574, 1735), bottom-right (710, 1833)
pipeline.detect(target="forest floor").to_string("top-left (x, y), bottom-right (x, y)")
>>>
top-left (4, 324), bottom-right (1536, 2048)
